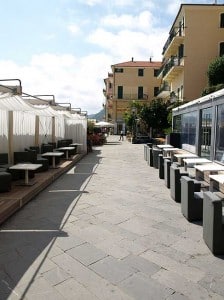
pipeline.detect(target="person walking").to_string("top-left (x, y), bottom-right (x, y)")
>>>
top-left (119, 130), bottom-right (124, 141)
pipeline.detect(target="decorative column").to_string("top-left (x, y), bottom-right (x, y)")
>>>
top-left (35, 115), bottom-right (39, 146)
top-left (8, 111), bottom-right (13, 164)
top-left (52, 116), bottom-right (56, 144)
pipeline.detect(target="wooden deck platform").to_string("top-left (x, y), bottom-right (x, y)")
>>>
top-left (0, 153), bottom-right (85, 225)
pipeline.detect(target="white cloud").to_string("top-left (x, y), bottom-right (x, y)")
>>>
top-left (166, 0), bottom-right (182, 16)
top-left (87, 27), bottom-right (166, 61)
top-left (101, 11), bottom-right (154, 32)
top-left (78, 0), bottom-right (135, 7)
top-left (67, 23), bottom-right (81, 35)
top-left (0, 53), bottom-right (112, 114)
top-left (0, 2), bottom-right (176, 115)
top-left (79, 0), bottom-right (103, 6)
top-left (112, 0), bottom-right (135, 6)
top-left (88, 9), bottom-right (170, 62)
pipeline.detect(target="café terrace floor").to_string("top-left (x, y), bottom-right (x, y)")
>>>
top-left (0, 135), bottom-right (224, 300)
top-left (0, 153), bottom-right (85, 225)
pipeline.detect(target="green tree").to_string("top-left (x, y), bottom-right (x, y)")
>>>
top-left (202, 56), bottom-right (224, 95)
top-left (139, 99), bottom-right (169, 137)
top-left (123, 101), bottom-right (144, 132)
top-left (123, 111), bottom-right (135, 131)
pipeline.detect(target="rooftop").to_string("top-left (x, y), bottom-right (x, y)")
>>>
top-left (112, 60), bottom-right (162, 68)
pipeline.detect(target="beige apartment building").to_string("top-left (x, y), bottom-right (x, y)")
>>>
top-left (103, 58), bottom-right (162, 134)
top-left (157, 3), bottom-right (224, 103)
top-left (103, 72), bottom-right (113, 122)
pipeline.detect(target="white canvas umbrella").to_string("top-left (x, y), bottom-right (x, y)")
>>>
top-left (94, 121), bottom-right (115, 127)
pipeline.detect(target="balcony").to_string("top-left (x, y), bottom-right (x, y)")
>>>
top-left (156, 82), bottom-right (171, 98)
top-left (158, 56), bottom-right (184, 82)
top-left (162, 26), bottom-right (185, 57)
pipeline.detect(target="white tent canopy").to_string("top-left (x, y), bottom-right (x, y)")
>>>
top-left (0, 93), bottom-right (87, 160)
top-left (94, 121), bottom-right (115, 127)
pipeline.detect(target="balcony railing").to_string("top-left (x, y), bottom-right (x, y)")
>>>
top-left (156, 81), bottom-right (171, 98)
top-left (162, 25), bottom-right (184, 55)
top-left (157, 56), bottom-right (183, 79)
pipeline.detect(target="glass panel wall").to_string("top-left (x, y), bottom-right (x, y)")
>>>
top-left (181, 111), bottom-right (197, 153)
top-left (200, 107), bottom-right (212, 158)
top-left (215, 103), bottom-right (224, 163)
top-left (173, 115), bottom-right (181, 133)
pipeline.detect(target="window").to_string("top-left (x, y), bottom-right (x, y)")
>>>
top-left (138, 87), bottom-right (143, 99)
top-left (109, 83), bottom-right (112, 89)
top-left (180, 85), bottom-right (184, 100)
top-left (115, 68), bottom-right (123, 73)
top-left (200, 107), bottom-right (212, 158)
top-left (178, 21), bottom-right (182, 36)
top-left (177, 88), bottom-right (180, 100)
top-left (178, 44), bottom-right (184, 59)
top-left (220, 13), bottom-right (224, 28)
top-left (138, 69), bottom-right (144, 76)
top-left (117, 86), bottom-right (123, 99)
top-left (220, 42), bottom-right (224, 57)
top-left (182, 17), bottom-right (185, 31)
top-left (154, 69), bottom-right (159, 77)
top-left (154, 87), bottom-right (159, 97)
top-left (215, 103), bottom-right (224, 163)
top-left (173, 115), bottom-right (181, 133)
top-left (181, 111), bottom-right (197, 153)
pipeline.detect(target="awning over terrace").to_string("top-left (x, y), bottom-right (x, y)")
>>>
top-left (0, 93), bottom-right (87, 162)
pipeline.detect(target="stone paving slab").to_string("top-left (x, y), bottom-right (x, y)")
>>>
top-left (0, 135), bottom-right (224, 299)
top-left (119, 272), bottom-right (174, 300)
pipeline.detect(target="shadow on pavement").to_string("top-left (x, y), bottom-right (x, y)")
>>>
top-left (0, 149), bottom-right (102, 300)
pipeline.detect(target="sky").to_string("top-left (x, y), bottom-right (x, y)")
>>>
top-left (0, 0), bottom-right (217, 114)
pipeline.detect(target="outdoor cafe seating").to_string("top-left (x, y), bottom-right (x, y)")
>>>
top-left (144, 140), bottom-right (224, 255)
top-left (180, 176), bottom-right (204, 222)
top-left (0, 170), bottom-right (12, 192)
top-left (203, 191), bottom-right (224, 255)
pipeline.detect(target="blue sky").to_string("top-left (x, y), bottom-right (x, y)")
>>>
top-left (0, 0), bottom-right (215, 113)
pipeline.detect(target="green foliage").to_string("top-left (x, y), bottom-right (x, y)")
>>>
top-left (207, 56), bottom-right (224, 86)
top-left (139, 99), bottom-right (170, 136)
top-left (123, 101), bottom-right (144, 132)
top-left (202, 83), bottom-right (224, 96)
top-left (87, 120), bottom-right (95, 133)
top-left (123, 111), bottom-right (135, 131)
top-left (166, 100), bottom-right (185, 127)
top-left (123, 99), bottom-right (171, 137)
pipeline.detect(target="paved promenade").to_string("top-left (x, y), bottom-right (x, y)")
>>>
top-left (0, 135), bottom-right (224, 299)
